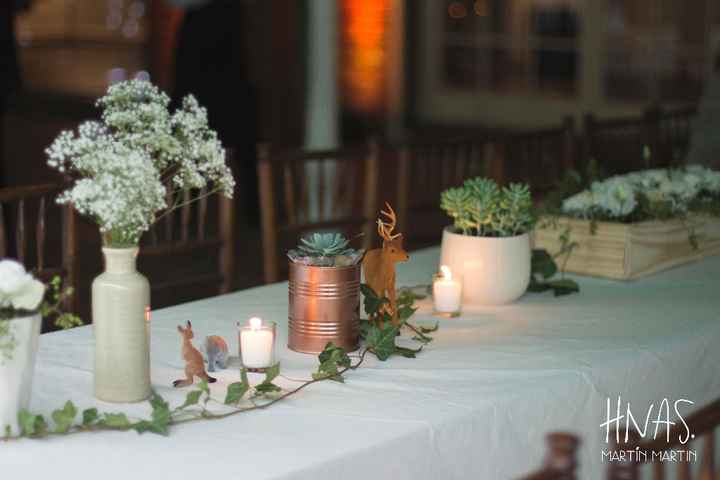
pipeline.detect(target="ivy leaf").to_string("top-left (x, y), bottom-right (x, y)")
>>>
top-left (314, 343), bottom-right (351, 382)
top-left (395, 345), bottom-right (423, 358)
top-left (197, 379), bottom-right (210, 395)
top-left (254, 382), bottom-right (282, 395)
top-left (365, 323), bottom-right (399, 361)
top-left (179, 390), bottom-right (203, 409)
top-left (264, 363), bottom-right (280, 383)
top-left (358, 319), bottom-right (372, 340)
top-left (224, 381), bottom-right (249, 405)
top-left (51, 401), bottom-right (77, 433)
top-left (547, 279), bottom-right (580, 297)
top-left (82, 408), bottom-right (99, 427)
top-left (397, 304), bottom-right (417, 323)
top-left (148, 392), bottom-right (171, 435)
top-left (17, 410), bottom-right (47, 437)
top-left (531, 249), bottom-right (557, 280)
top-left (420, 322), bottom-right (439, 334)
top-left (102, 413), bottom-right (132, 429)
top-left (360, 284), bottom-right (387, 316)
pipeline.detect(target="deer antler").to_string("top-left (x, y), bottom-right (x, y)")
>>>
top-left (377, 202), bottom-right (401, 241)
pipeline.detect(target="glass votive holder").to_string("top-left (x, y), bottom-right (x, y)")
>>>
top-left (432, 266), bottom-right (462, 318)
top-left (237, 317), bottom-right (277, 373)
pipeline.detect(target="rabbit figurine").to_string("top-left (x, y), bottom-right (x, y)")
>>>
top-left (173, 321), bottom-right (216, 387)
top-left (205, 335), bottom-right (229, 372)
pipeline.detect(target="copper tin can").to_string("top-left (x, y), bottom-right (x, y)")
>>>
top-left (288, 262), bottom-right (360, 354)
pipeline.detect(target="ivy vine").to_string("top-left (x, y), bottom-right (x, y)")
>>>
top-left (3, 285), bottom-right (436, 441)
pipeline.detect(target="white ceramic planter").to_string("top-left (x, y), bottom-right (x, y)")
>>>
top-left (440, 228), bottom-right (531, 305)
top-left (0, 313), bottom-right (41, 435)
top-left (92, 247), bottom-right (151, 403)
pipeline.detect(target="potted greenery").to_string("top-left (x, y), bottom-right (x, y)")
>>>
top-left (46, 80), bottom-right (234, 402)
top-left (440, 178), bottom-right (535, 305)
top-left (287, 233), bottom-right (364, 354)
top-left (535, 164), bottom-right (720, 280)
top-left (1, 261), bottom-right (79, 435)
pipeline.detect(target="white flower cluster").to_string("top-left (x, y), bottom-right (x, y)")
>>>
top-left (562, 165), bottom-right (720, 219)
top-left (47, 80), bottom-right (235, 246)
top-left (0, 260), bottom-right (45, 312)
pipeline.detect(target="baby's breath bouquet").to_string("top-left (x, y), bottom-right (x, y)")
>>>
top-left (47, 80), bottom-right (235, 247)
top-left (440, 178), bottom-right (536, 237)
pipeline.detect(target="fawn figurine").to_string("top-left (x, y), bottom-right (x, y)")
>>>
top-left (205, 335), bottom-right (229, 372)
top-left (173, 321), bottom-right (217, 387)
top-left (362, 203), bottom-right (409, 326)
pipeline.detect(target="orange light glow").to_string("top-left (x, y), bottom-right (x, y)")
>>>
top-left (341, 0), bottom-right (389, 114)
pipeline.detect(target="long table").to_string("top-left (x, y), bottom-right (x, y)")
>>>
top-left (3, 247), bottom-right (720, 479)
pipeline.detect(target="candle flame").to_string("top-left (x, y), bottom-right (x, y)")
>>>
top-left (249, 317), bottom-right (262, 330)
top-left (440, 265), bottom-right (452, 280)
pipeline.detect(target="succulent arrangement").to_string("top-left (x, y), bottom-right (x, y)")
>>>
top-left (288, 233), bottom-right (364, 267)
top-left (440, 178), bottom-right (536, 237)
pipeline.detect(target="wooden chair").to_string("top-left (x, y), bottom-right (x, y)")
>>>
top-left (257, 140), bottom-right (379, 283)
top-left (657, 105), bottom-right (697, 167)
top-left (0, 183), bottom-right (78, 325)
top-left (607, 397), bottom-right (720, 480)
top-left (140, 186), bottom-right (235, 307)
top-left (500, 117), bottom-right (577, 197)
top-left (519, 433), bottom-right (581, 480)
top-left (395, 133), bottom-right (504, 248)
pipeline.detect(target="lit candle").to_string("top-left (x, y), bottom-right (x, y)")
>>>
top-left (239, 317), bottom-right (276, 369)
top-left (433, 265), bottom-right (462, 315)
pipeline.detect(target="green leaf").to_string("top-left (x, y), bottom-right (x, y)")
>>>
top-left (102, 413), bottom-right (132, 429)
top-left (224, 382), bottom-right (249, 405)
top-left (264, 363), bottom-right (280, 383)
top-left (179, 390), bottom-right (203, 409)
top-left (358, 319), bottom-right (372, 339)
top-left (547, 279), bottom-right (580, 297)
top-left (149, 392), bottom-right (171, 435)
top-left (52, 401), bottom-right (77, 433)
top-left (397, 304), bottom-right (417, 323)
top-left (197, 379), bottom-right (210, 396)
top-left (365, 323), bottom-right (399, 361)
top-left (531, 249), bottom-right (557, 280)
top-left (17, 410), bottom-right (47, 437)
top-left (420, 322), bottom-right (439, 334)
top-left (314, 344), bottom-right (351, 383)
top-left (254, 382), bottom-right (282, 395)
top-left (395, 345), bottom-right (423, 358)
top-left (82, 408), bottom-right (99, 426)
top-left (361, 284), bottom-right (388, 316)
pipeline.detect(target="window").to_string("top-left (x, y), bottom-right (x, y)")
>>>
top-left (440, 0), bottom-right (580, 97)
top-left (604, 0), bottom-right (712, 103)
top-left (16, 0), bottom-right (149, 98)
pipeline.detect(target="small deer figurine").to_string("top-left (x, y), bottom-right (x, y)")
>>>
top-left (173, 321), bottom-right (217, 388)
top-left (362, 203), bottom-right (409, 326)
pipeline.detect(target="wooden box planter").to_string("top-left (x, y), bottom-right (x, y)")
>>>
top-left (533, 215), bottom-right (720, 280)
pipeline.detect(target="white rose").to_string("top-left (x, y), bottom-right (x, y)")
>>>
top-left (0, 260), bottom-right (45, 312)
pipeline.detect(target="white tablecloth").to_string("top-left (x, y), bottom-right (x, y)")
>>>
top-left (3, 248), bottom-right (720, 480)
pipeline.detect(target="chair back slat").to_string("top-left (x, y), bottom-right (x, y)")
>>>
top-left (698, 433), bottom-right (715, 480)
top-left (36, 196), bottom-right (46, 271)
top-left (258, 140), bottom-right (379, 283)
top-left (517, 432), bottom-right (580, 480)
top-left (140, 150), bottom-right (236, 304)
top-left (0, 203), bottom-right (6, 257)
top-left (16, 199), bottom-right (25, 263)
top-left (197, 188), bottom-right (208, 240)
top-left (180, 190), bottom-right (191, 242)
top-left (0, 183), bottom-right (79, 329)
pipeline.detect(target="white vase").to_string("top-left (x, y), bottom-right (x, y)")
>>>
top-left (0, 313), bottom-right (41, 435)
top-left (92, 247), bottom-right (151, 403)
top-left (440, 228), bottom-right (531, 305)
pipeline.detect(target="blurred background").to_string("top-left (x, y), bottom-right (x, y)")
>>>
top-left (1, 0), bottom-right (719, 320)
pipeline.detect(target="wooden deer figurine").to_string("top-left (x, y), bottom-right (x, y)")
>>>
top-left (362, 203), bottom-right (409, 326)
top-left (173, 321), bottom-right (217, 387)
